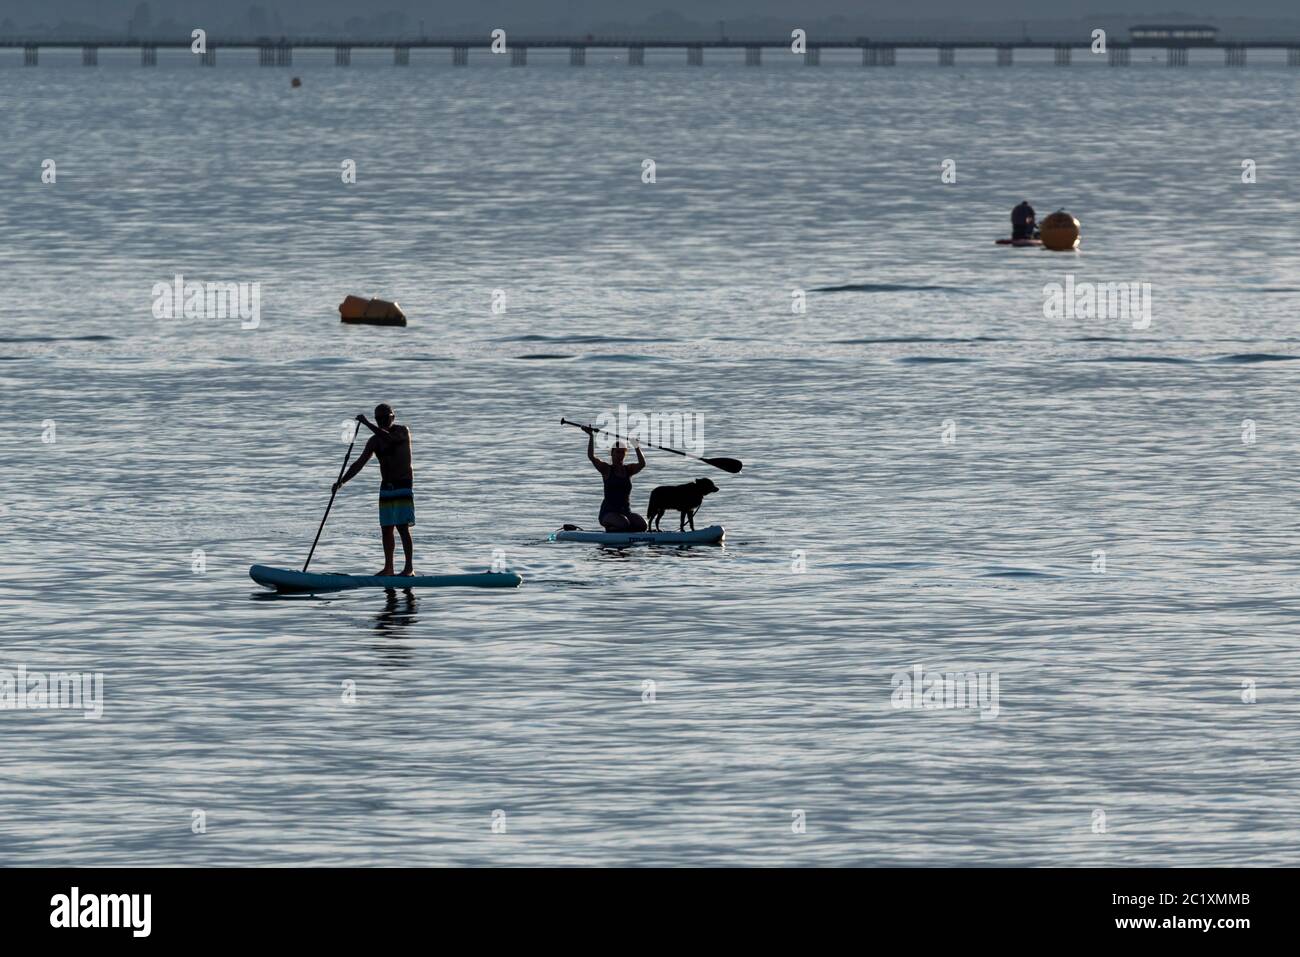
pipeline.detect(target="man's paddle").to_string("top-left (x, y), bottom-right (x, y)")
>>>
top-left (561, 418), bottom-right (743, 474)
top-left (303, 420), bottom-right (362, 572)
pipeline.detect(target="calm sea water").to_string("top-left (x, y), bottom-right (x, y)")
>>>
top-left (2, 51), bottom-right (1299, 866)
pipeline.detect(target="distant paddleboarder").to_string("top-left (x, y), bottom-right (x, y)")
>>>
top-left (1011, 200), bottom-right (1037, 240)
top-left (334, 404), bottom-right (415, 576)
top-left (584, 426), bottom-right (648, 532)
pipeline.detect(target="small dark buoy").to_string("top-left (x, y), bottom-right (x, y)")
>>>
top-left (339, 295), bottom-right (407, 327)
top-left (291, 76), bottom-right (302, 88)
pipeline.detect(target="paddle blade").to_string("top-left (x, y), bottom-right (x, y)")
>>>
top-left (705, 457), bottom-right (743, 474)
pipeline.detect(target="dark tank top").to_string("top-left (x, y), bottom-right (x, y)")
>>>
top-left (600, 466), bottom-right (633, 516)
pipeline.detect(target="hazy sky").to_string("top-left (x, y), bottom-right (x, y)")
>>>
top-left (4, 1), bottom-right (1299, 36)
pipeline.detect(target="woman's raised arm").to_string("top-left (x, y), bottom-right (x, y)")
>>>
top-left (586, 428), bottom-right (607, 473)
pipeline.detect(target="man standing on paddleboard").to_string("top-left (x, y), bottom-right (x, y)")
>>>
top-left (1011, 200), bottom-right (1037, 241)
top-left (334, 404), bottom-right (415, 576)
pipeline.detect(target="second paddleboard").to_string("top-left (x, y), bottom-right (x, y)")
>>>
top-left (547, 525), bottom-right (725, 546)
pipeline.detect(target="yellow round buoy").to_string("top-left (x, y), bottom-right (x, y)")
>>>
top-left (1040, 210), bottom-right (1080, 251)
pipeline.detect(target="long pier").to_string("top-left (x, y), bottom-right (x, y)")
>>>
top-left (4, 36), bottom-right (1300, 68)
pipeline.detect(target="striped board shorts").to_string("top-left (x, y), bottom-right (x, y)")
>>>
top-left (378, 487), bottom-right (415, 528)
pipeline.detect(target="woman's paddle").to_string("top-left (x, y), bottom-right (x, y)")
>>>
top-left (561, 418), bottom-right (743, 474)
top-left (303, 420), bottom-right (362, 572)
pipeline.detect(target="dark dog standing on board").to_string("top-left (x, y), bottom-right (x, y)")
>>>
top-left (646, 478), bottom-right (719, 531)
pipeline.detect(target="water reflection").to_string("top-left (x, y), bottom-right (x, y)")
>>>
top-left (373, 588), bottom-right (418, 635)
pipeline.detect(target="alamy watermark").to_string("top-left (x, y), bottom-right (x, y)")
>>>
top-left (891, 664), bottom-right (999, 719)
top-left (593, 404), bottom-right (705, 456)
top-left (0, 665), bottom-right (103, 719)
top-left (1043, 274), bottom-right (1151, 330)
top-left (152, 274), bottom-right (260, 329)
top-left (50, 887), bottom-right (150, 937)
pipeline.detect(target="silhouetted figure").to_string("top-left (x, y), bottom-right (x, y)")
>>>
top-left (335, 403), bottom-right (415, 576)
top-left (585, 427), bottom-right (648, 532)
top-left (1012, 200), bottom-right (1037, 240)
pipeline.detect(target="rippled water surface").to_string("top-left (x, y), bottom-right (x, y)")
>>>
top-left (2, 54), bottom-right (1299, 865)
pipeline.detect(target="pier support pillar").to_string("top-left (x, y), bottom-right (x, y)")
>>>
top-left (1109, 46), bottom-right (1130, 66)
top-left (804, 46), bottom-right (820, 66)
top-left (141, 44), bottom-right (157, 66)
top-left (201, 48), bottom-right (216, 66)
top-left (452, 45), bottom-right (468, 66)
top-left (511, 46), bottom-right (526, 66)
top-left (394, 45), bottom-right (409, 66)
top-left (628, 45), bottom-right (644, 66)
top-left (23, 44), bottom-right (37, 66)
top-left (745, 45), bottom-right (761, 66)
top-left (1289, 47), bottom-right (1300, 66)
top-left (880, 46), bottom-right (895, 66)
top-left (1224, 45), bottom-right (1246, 67)
top-left (570, 46), bottom-right (585, 66)
top-left (335, 45), bottom-right (350, 66)
top-left (82, 45), bottom-right (98, 66)
top-left (687, 44), bottom-right (703, 66)
top-left (261, 43), bottom-right (292, 66)
top-left (1054, 45), bottom-right (1071, 66)
top-left (938, 45), bottom-right (954, 66)
top-left (996, 45), bottom-right (1012, 66)
top-left (1167, 46), bottom-right (1187, 67)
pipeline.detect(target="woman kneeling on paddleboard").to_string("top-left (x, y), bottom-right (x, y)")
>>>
top-left (585, 426), bottom-right (648, 532)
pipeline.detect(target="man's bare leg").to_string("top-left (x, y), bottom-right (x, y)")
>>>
top-left (397, 525), bottom-right (414, 575)
top-left (378, 526), bottom-right (396, 576)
